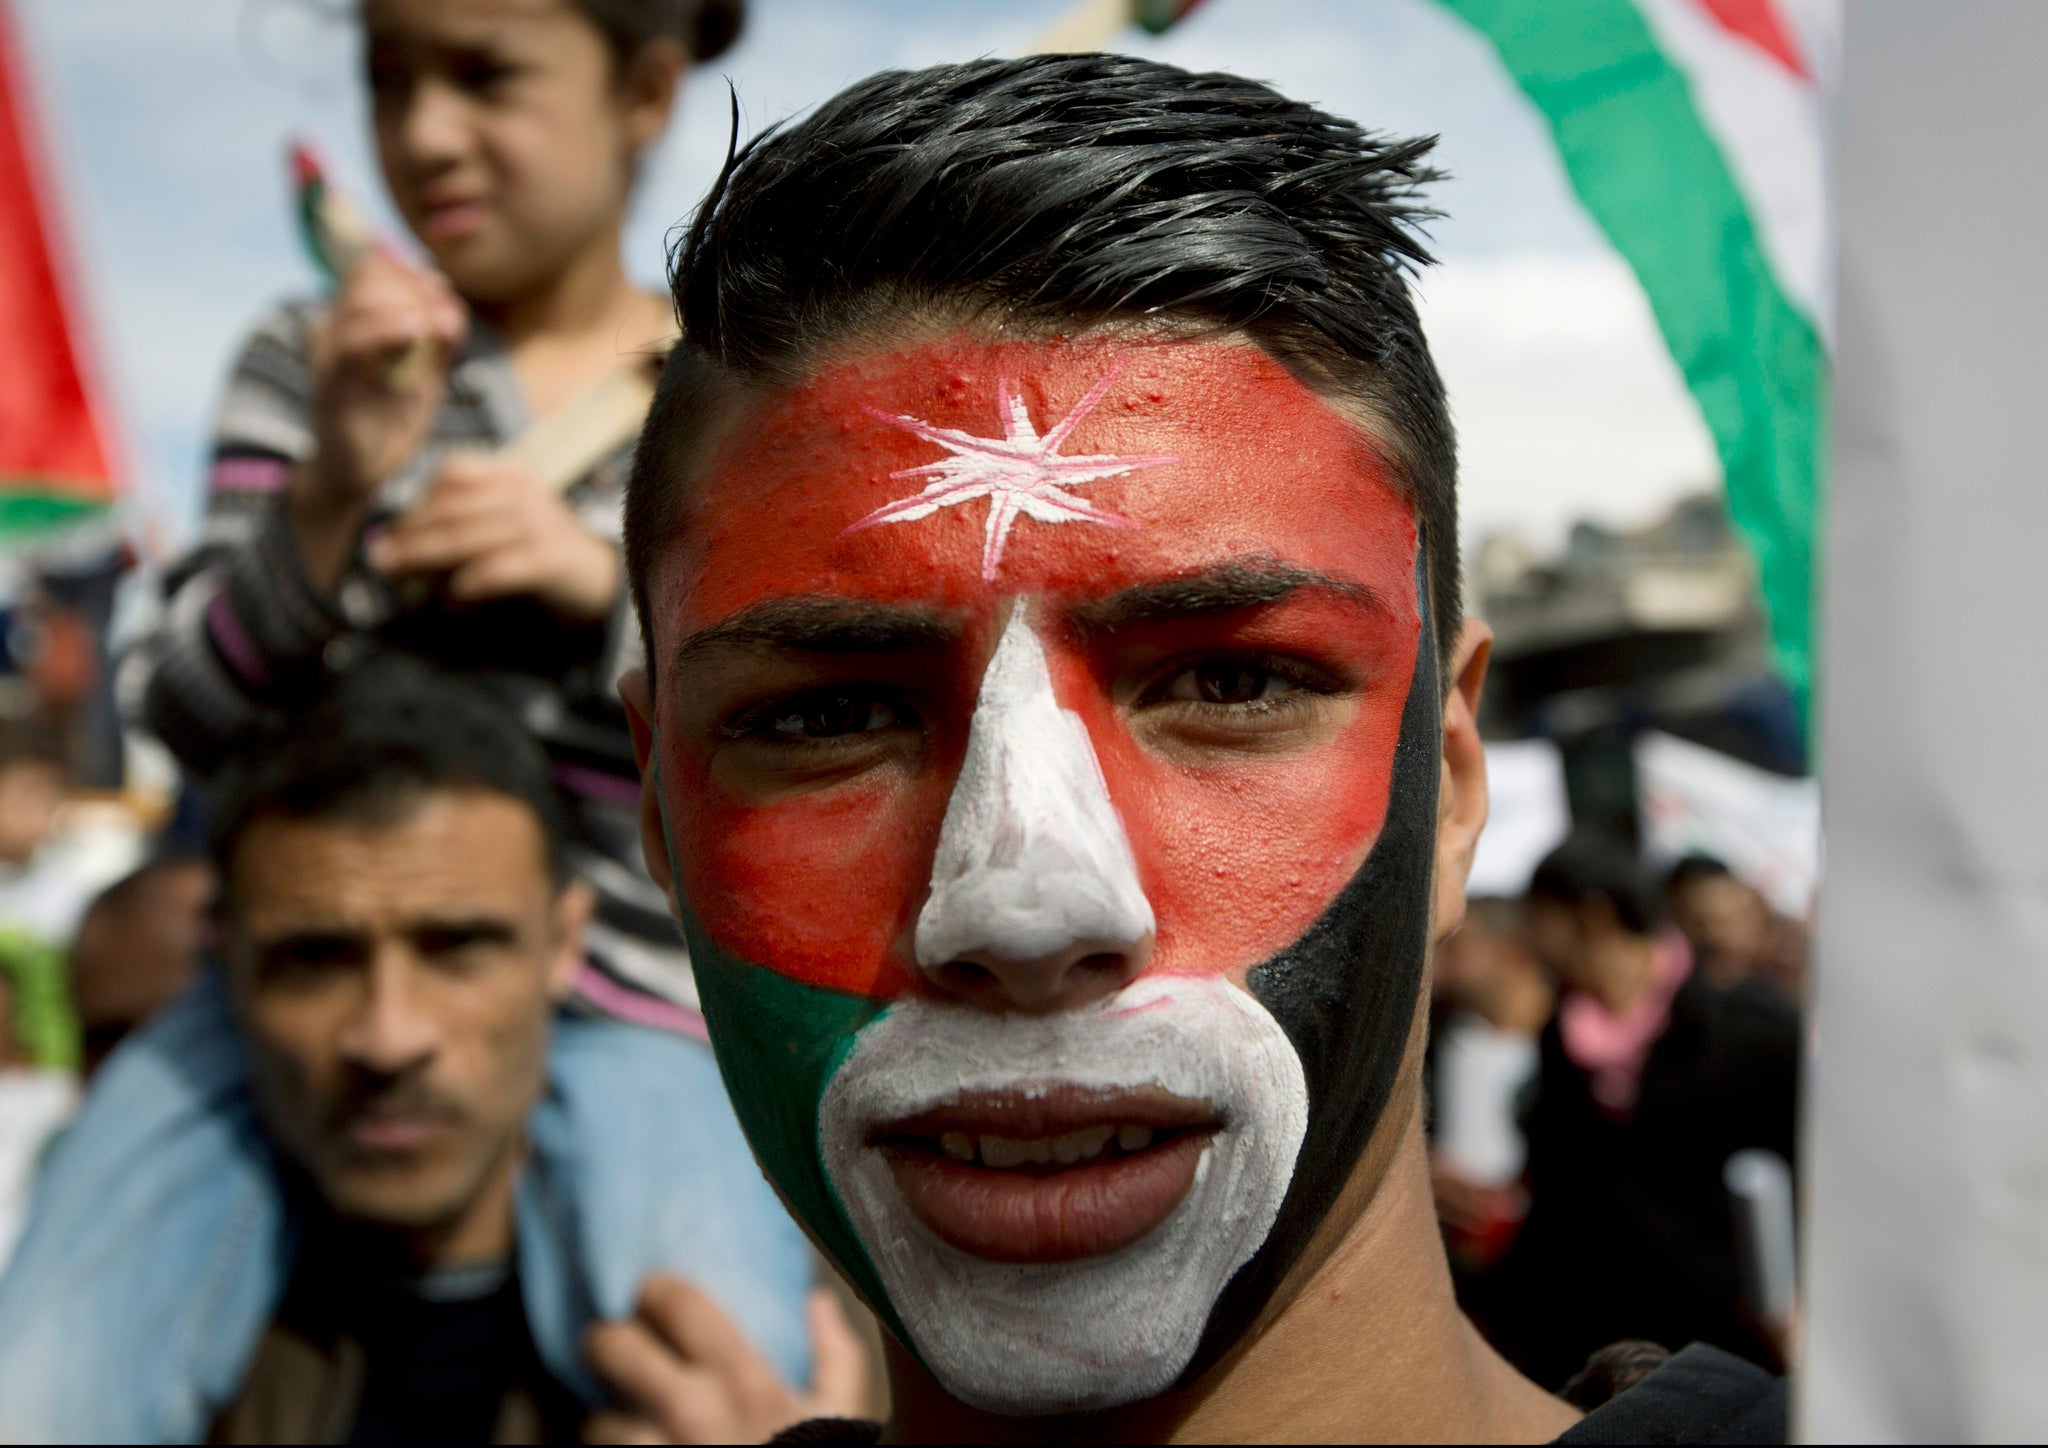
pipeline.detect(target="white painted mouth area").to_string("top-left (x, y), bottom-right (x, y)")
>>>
top-left (914, 608), bottom-right (1155, 975)
top-left (819, 974), bottom-right (1309, 1416)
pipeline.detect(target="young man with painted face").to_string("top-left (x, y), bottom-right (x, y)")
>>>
top-left (611, 54), bottom-right (1791, 1444)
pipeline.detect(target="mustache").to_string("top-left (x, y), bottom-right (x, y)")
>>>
top-left (322, 1070), bottom-right (468, 1135)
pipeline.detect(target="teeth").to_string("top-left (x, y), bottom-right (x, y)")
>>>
top-left (949, 1125), bottom-right (1159, 1167)
top-left (1052, 1125), bottom-right (1116, 1163)
top-left (980, 1135), bottom-right (1031, 1168)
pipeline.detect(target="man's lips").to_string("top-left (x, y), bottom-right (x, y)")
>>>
top-left (339, 1109), bottom-right (457, 1155)
top-left (874, 1084), bottom-right (1221, 1263)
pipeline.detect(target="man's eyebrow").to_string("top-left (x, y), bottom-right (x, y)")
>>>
top-left (250, 926), bottom-right (370, 973)
top-left (671, 596), bottom-right (959, 672)
top-left (411, 917), bottom-right (522, 948)
top-left (1069, 561), bottom-right (1386, 634)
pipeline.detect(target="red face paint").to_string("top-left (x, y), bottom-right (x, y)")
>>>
top-left (649, 336), bottom-right (1421, 1000)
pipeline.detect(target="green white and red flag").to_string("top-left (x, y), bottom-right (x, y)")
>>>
top-left (0, 0), bottom-right (121, 538)
top-left (1436, 0), bottom-right (1832, 716)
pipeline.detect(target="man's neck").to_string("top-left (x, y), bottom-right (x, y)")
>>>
top-left (329, 1137), bottom-right (523, 1276)
top-left (883, 1110), bottom-right (1577, 1444)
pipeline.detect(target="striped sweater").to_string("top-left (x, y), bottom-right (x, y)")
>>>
top-left (131, 298), bottom-right (697, 1020)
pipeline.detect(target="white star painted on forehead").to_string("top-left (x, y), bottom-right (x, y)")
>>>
top-left (841, 362), bottom-right (1178, 582)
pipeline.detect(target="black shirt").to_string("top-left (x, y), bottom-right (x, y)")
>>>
top-left (1479, 972), bottom-right (1802, 1387)
top-left (1559, 1343), bottom-right (1788, 1444)
top-left (210, 1233), bottom-right (584, 1444)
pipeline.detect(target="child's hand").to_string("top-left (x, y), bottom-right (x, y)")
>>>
top-left (301, 250), bottom-right (466, 524)
top-left (581, 1276), bottom-right (872, 1444)
top-left (369, 451), bottom-right (621, 621)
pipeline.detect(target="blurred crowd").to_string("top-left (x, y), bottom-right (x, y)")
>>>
top-left (1426, 833), bottom-right (1807, 1392)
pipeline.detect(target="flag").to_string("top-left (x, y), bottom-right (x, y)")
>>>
top-left (1436, 0), bottom-right (1830, 721)
top-left (0, 0), bottom-right (119, 538)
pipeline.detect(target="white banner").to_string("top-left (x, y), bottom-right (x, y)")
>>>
top-left (1634, 730), bottom-right (1819, 919)
top-left (1467, 739), bottom-right (1571, 900)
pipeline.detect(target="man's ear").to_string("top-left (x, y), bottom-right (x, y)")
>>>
top-left (1432, 617), bottom-right (1494, 945)
top-left (547, 879), bottom-right (598, 1001)
top-left (618, 668), bottom-right (679, 914)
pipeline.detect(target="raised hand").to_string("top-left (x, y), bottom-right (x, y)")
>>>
top-left (368, 451), bottom-right (621, 622)
top-left (582, 1275), bottom-right (873, 1444)
top-left (292, 251), bottom-right (466, 590)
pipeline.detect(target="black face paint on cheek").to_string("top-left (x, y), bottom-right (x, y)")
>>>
top-left (1185, 555), bottom-right (1442, 1376)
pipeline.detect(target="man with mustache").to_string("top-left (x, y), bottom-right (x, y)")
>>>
top-left (598, 52), bottom-right (1792, 1444)
top-left (204, 665), bottom-right (862, 1442)
top-left (0, 660), bottom-right (858, 1443)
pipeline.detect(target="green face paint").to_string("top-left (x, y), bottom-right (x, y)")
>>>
top-left (647, 761), bottom-right (906, 1344)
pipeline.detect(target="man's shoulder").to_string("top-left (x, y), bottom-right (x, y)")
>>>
top-left (1555, 1342), bottom-right (1787, 1445)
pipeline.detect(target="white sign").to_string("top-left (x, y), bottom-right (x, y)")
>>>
top-left (1467, 739), bottom-right (1571, 899)
top-left (1635, 730), bottom-right (1820, 918)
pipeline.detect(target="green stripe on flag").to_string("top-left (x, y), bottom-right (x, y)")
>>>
top-left (1438, 0), bottom-right (1826, 722)
top-left (0, 485), bottom-right (104, 539)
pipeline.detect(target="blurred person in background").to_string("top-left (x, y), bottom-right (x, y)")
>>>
top-left (0, 948), bottom-right (75, 1275)
top-left (0, 719), bottom-right (92, 949)
top-left (67, 854), bottom-right (213, 1077)
top-left (1479, 832), bottom-right (1799, 1389)
top-left (0, 745), bottom-right (189, 1276)
top-left (0, 662), bottom-right (859, 1443)
top-left (1665, 853), bottom-right (1767, 992)
top-left (1665, 854), bottom-right (1807, 1007)
top-left (0, 720), bottom-right (64, 873)
top-left (1429, 896), bottom-right (1553, 1286)
top-left (0, 857), bottom-right (214, 1276)
top-left (0, 719), bottom-right (110, 1071)
top-left (132, 0), bottom-right (748, 1026)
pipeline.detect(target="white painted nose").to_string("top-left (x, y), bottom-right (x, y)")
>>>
top-left (914, 609), bottom-right (1156, 1011)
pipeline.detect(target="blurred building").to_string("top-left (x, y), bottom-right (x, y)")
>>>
top-left (1473, 492), bottom-right (1807, 839)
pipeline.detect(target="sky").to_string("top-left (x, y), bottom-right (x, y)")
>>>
top-left (14, 0), bottom-right (1721, 555)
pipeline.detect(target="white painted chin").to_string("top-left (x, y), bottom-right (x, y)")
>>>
top-left (819, 974), bottom-right (1309, 1416)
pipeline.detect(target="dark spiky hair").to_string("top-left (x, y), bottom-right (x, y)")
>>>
top-left (626, 53), bottom-right (1460, 674)
top-left (207, 655), bottom-right (571, 900)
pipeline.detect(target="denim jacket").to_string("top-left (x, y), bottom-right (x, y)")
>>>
top-left (0, 970), bottom-right (812, 1443)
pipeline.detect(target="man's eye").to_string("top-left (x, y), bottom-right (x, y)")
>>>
top-left (1162, 660), bottom-right (1303, 706)
top-left (759, 689), bottom-right (907, 741)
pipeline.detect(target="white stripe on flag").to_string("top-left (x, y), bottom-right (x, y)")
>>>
top-left (1633, 0), bottom-right (1836, 342)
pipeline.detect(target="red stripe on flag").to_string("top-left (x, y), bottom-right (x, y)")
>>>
top-left (0, 0), bottom-right (119, 502)
top-left (1690, 0), bottom-right (1810, 79)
